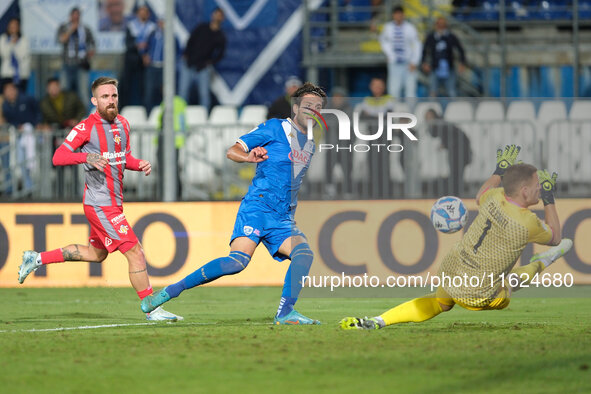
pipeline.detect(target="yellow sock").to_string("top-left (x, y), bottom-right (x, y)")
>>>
top-left (379, 295), bottom-right (443, 326)
top-left (510, 260), bottom-right (544, 289)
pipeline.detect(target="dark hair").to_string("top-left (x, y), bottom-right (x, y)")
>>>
top-left (2, 80), bottom-right (15, 91)
top-left (292, 82), bottom-right (327, 106)
top-left (46, 77), bottom-right (60, 85)
top-left (70, 7), bottom-right (80, 15)
top-left (213, 7), bottom-right (224, 15)
top-left (6, 18), bottom-right (21, 38)
top-left (91, 76), bottom-right (118, 96)
top-left (425, 108), bottom-right (441, 119)
top-left (393, 6), bottom-right (404, 14)
top-left (502, 163), bottom-right (538, 196)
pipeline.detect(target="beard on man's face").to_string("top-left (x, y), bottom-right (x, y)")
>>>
top-left (98, 104), bottom-right (118, 122)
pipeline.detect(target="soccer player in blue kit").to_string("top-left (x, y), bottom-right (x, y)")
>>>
top-left (141, 82), bottom-right (327, 324)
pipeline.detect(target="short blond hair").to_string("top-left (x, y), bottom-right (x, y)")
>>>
top-left (502, 163), bottom-right (538, 196)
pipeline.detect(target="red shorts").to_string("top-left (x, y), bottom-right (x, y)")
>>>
top-left (84, 205), bottom-right (138, 254)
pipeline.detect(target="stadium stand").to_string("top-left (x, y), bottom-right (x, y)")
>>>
top-left (239, 105), bottom-right (267, 127)
top-left (186, 105), bottom-right (209, 127)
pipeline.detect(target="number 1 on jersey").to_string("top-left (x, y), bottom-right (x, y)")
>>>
top-left (473, 219), bottom-right (492, 254)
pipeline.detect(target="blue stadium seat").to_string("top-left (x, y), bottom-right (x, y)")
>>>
top-left (561, 66), bottom-right (574, 98)
top-left (506, 0), bottom-right (529, 20)
top-left (472, 0), bottom-right (500, 21)
top-left (508, 66), bottom-right (521, 98)
top-left (579, 0), bottom-right (591, 18)
top-left (530, 0), bottom-right (571, 20)
top-left (488, 68), bottom-right (501, 98)
top-left (338, 0), bottom-right (372, 22)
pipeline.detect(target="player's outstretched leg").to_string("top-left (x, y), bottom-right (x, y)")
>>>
top-left (141, 289), bottom-right (171, 313)
top-left (510, 238), bottom-right (573, 290)
top-left (340, 294), bottom-right (448, 330)
top-left (18, 251), bottom-right (41, 284)
top-left (530, 238), bottom-right (573, 268)
top-left (141, 251), bottom-right (252, 313)
top-left (340, 317), bottom-right (382, 330)
top-left (274, 243), bottom-right (320, 325)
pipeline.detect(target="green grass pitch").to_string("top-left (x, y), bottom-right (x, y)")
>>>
top-left (0, 287), bottom-right (590, 393)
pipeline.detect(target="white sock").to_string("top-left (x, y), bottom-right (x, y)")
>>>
top-left (373, 316), bottom-right (385, 328)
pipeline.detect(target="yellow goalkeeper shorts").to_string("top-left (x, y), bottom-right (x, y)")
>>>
top-left (435, 286), bottom-right (511, 311)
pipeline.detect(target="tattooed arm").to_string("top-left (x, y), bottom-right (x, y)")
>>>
top-left (86, 153), bottom-right (109, 172)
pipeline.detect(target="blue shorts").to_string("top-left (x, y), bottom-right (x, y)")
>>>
top-left (230, 198), bottom-right (305, 261)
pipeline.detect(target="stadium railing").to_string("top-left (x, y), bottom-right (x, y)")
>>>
top-left (1, 99), bottom-right (590, 202)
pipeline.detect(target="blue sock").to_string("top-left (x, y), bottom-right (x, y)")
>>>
top-left (165, 251), bottom-right (251, 298)
top-left (276, 243), bottom-right (314, 318)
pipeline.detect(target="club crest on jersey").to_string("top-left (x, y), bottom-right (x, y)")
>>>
top-left (243, 226), bottom-right (254, 236)
top-left (118, 225), bottom-right (129, 235)
top-left (288, 149), bottom-right (311, 165)
top-left (113, 135), bottom-right (121, 144)
top-left (105, 237), bottom-right (112, 247)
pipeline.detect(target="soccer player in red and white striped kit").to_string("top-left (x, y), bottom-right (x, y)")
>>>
top-left (18, 76), bottom-right (182, 321)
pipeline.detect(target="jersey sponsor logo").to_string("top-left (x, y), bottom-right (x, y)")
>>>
top-left (66, 130), bottom-right (78, 142)
top-left (110, 213), bottom-right (126, 225)
top-left (253, 229), bottom-right (261, 236)
top-left (113, 135), bottom-right (121, 144)
top-left (243, 226), bottom-right (254, 236)
top-left (105, 237), bottom-right (112, 247)
top-left (102, 151), bottom-right (126, 160)
top-left (288, 149), bottom-right (311, 165)
top-left (75, 123), bottom-right (86, 131)
top-left (118, 225), bottom-right (129, 235)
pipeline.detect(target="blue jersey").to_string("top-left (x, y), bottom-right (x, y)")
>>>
top-left (236, 118), bottom-right (315, 216)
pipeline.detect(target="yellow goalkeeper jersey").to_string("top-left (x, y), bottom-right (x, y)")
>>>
top-left (438, 187), bottom-right (553, 307)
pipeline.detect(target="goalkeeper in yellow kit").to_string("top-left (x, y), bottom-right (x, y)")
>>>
top-left (341, 145), bottom-right (573, 330)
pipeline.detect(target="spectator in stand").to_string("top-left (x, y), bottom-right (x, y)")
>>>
top-left (355, 77), bottom-right (394, 198)
top-left (325, 87), bottom-right (354, 196)
top-left (421, 17), bottom-right (466, 97)
top-left (40, 77), bottom-right (87, 196)
top-left (0, 18), bottom-right (30, 93)
top-left (0, 94), bottom-right (8, 195)
top-left (379, 6), bottom-right (421, 100)
top-left (99, 0), bottom-right (127, 32)
top-left (143, 19), bottom-right (180, 112)
top-left (356, 77), bottom-right (393, 118)
top-left (425, 109), bottom-right (472, 196)
top-left (121, 5), bottom-right (156, 107)
top-left (2, 82), bottom-right (40, 194)
top-left (40, 77), bottom-right (86, 129)
top-left (267, 76), bottom-right (302, 120)
top-left (179, 7), bottom-right (226, 110)
top-left (57, 7), bottom-right (96, 106)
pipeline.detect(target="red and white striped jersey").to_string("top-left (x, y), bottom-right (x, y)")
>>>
top-left (63, 112), bottom-right (133, 206)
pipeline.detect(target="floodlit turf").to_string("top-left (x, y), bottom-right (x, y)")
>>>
top-left (0, 287), bottom-right (590, 393)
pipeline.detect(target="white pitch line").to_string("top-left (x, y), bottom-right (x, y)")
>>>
top-left (0, 322), bottom-right (158, 333)
top-left (0, 321), bottom-right (271, 333)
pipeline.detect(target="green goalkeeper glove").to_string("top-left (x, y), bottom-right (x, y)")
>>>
top-left (538, 170), bottom-right (558, 206)
top-left (493, 144), bottom-right (521, 176)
